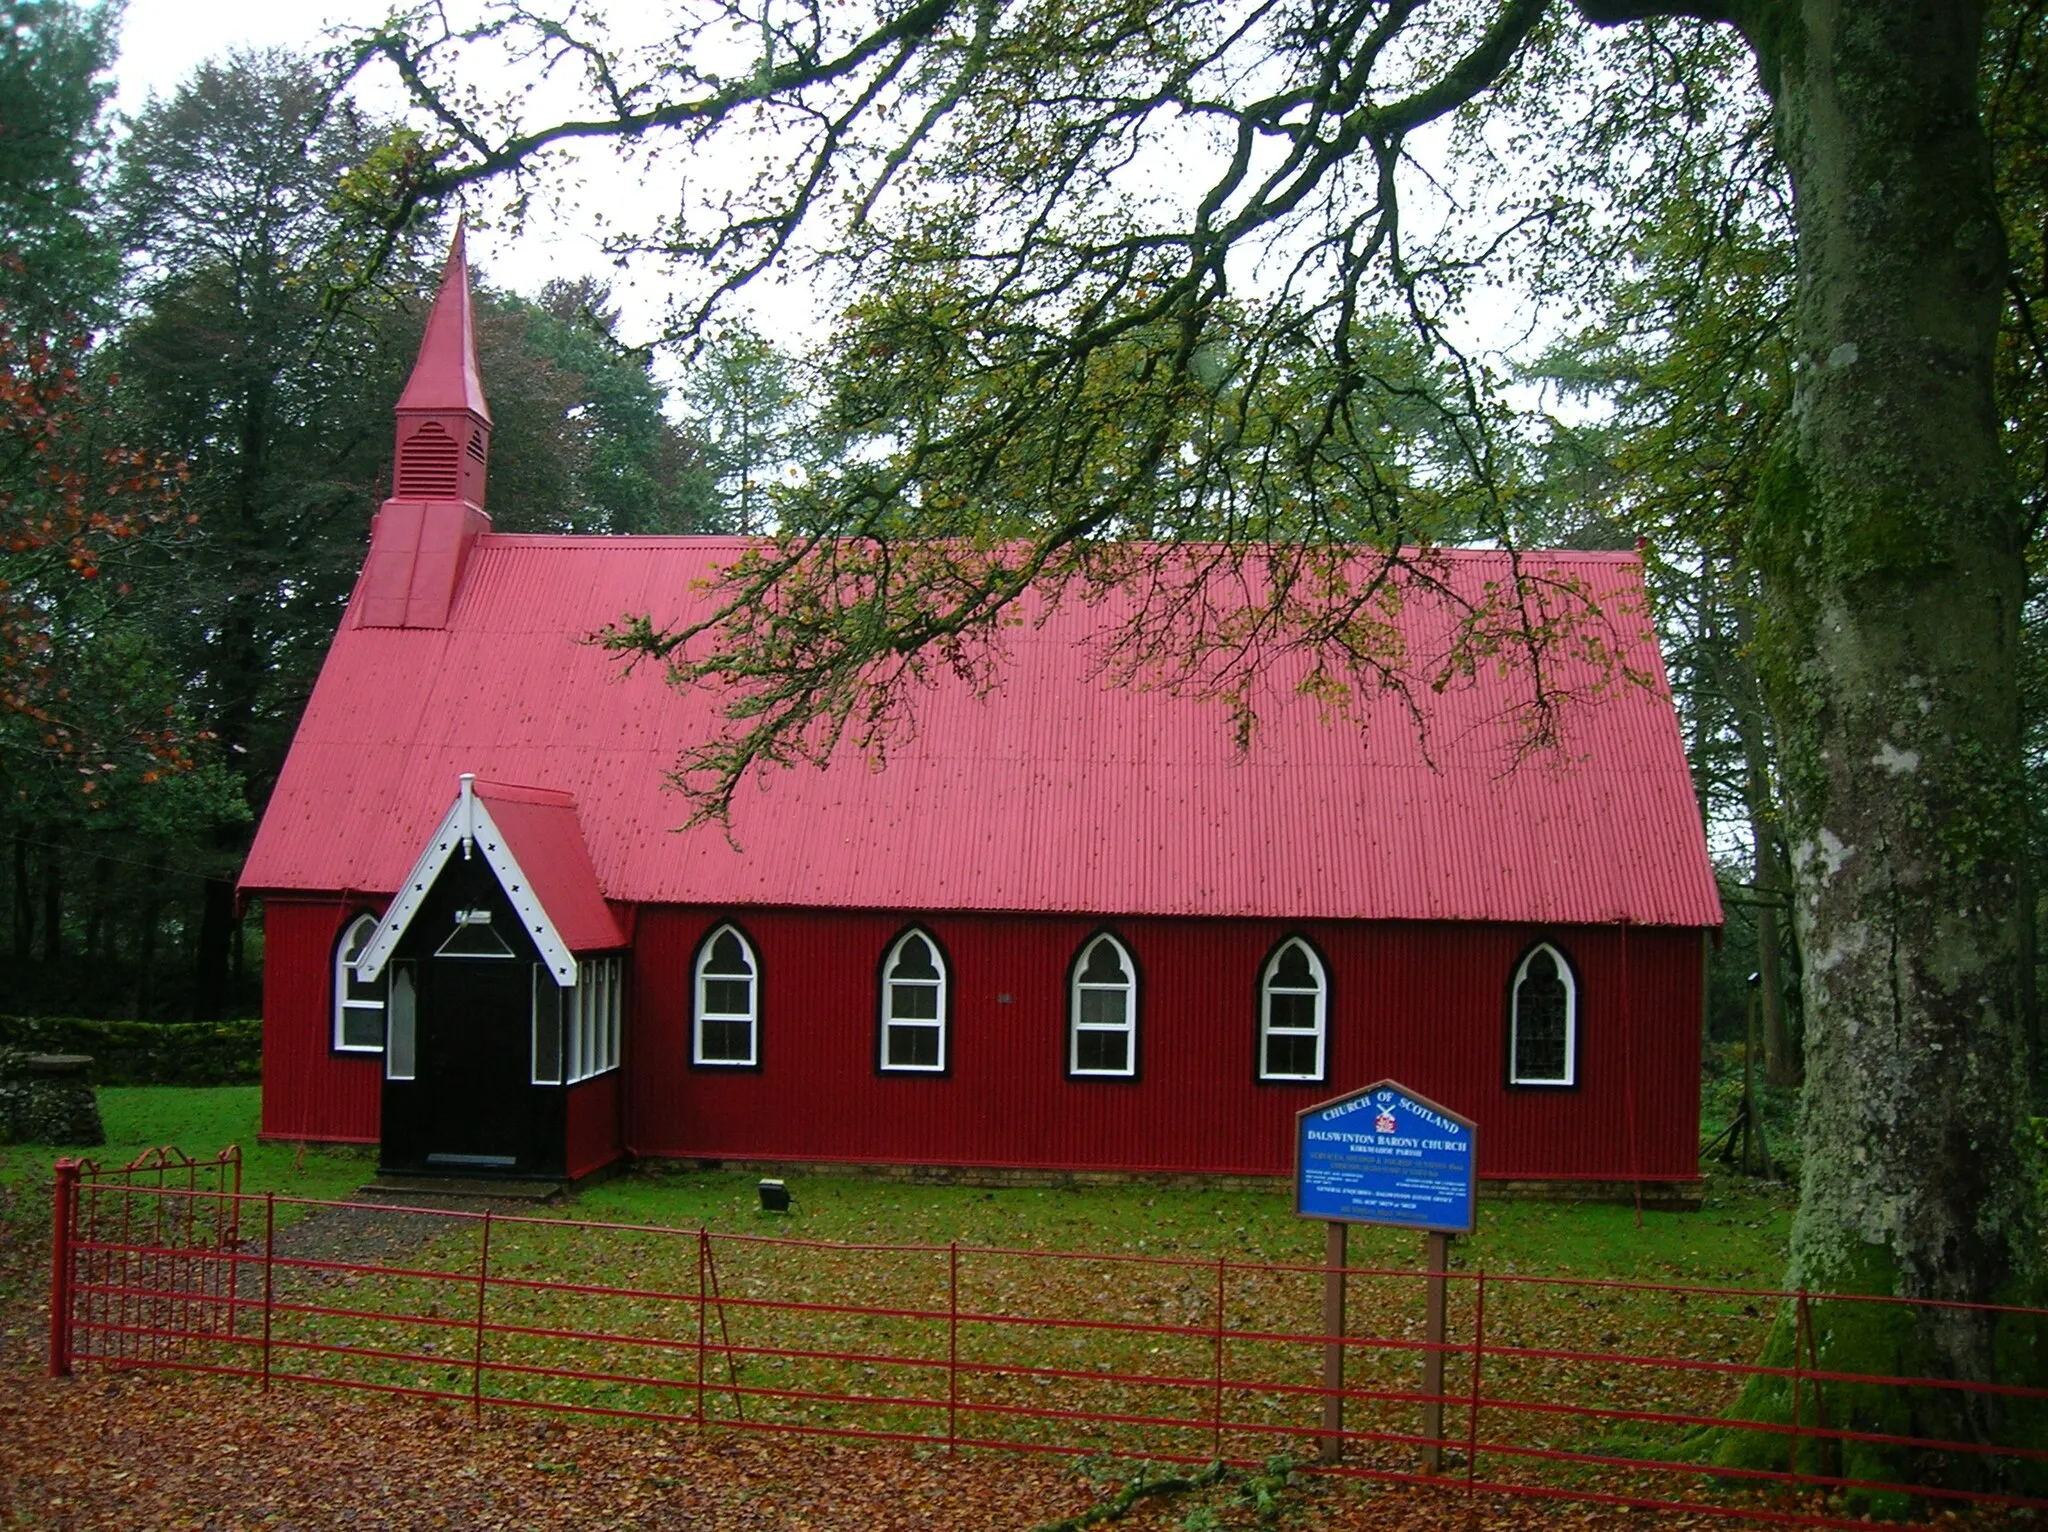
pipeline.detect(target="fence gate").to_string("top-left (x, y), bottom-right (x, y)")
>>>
top-left (50, 1147), bottom-right (243, 1376)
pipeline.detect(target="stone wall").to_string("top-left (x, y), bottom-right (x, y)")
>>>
top-left (0, 1050), bottom-right (105, 1147)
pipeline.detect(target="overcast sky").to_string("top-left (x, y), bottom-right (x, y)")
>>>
top-left (113, 1), bottom-right (570, 296)
top-left (109, 0), bottom-right (818, 352)
top-left (112, 0), bottom-right (375, 109)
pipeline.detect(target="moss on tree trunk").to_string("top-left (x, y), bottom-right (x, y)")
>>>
top-left (1709, 1249), bottom-right (2048, 1506)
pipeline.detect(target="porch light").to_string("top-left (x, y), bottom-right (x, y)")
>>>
top-left (436, 906), bottom-right (515, 958)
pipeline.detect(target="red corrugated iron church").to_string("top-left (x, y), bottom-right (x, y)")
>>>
top-left (240, 233), bottom-right (1723, 1189)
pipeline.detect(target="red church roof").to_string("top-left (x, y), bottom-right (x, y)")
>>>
top-left (471, 780), bottom-right (624, 954)
top-left (241, 537), bottom-right (1721, 928)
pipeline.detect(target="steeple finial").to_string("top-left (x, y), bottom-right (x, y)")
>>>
top-left (397, 219), bottom-right (492, 423)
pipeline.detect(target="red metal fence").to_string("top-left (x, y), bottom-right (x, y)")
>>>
top-left (47, 1152), bottom-right (2048, 1527)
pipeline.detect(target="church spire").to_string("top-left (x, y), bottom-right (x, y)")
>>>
top-left (392, 220), bottom-right (493, 508)
top-left (357, 221), bottom-right (495, 630)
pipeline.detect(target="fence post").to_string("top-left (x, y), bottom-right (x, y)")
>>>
top-left (948, 1241), bottom-right (959, 1455)
top-left (1211, 1255), bottom-right (1226, 1462)
top-left (1789, 1289), bottom-right (1807, 1488)
top-left (696, 1228), bottom-right (708, 1427)
top-left (1465, 1266), bottom-right (1484, 1484)
top-left (471, 1211), bottom-right (493, 1425)
top-left (1421, 1231), bottom-right (1450, 1473)
top-left (261, 1192), bottom-right (276, 1394)
top-left (180, 1150), bottom-right (197, 1347)
top-left (703, 1236), bottom-right (746, 1422)
top-left (223, 1150), bottom-right (244, 1343)
top-left (1319, 1221), bottom-right (1346, 1465)
top-left (48, 1159), bottom-right (79, 1378)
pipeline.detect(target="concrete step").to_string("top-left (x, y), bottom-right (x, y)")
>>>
top-left (358, 1176), bottom-right (565, 1204)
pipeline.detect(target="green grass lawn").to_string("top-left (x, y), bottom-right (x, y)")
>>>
top-left (0, 1083), bottom-right (1798, 1289)
top-left (574, 1167), bottom-right (1797, 1289)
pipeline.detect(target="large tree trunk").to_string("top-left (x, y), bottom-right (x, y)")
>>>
top-left (191, 505), bottom-right (267, 1020)
top-left (1743, 0), bottom-right (2033, 1442)
top-left (193, 867), bottom-right (244, 1021)
top-left (130, 894), bottom-right (162, 1020)
top-left (2023, 845), bottom-right (2042, 1104)
top-left (83, 853), bottom-right (109, 964)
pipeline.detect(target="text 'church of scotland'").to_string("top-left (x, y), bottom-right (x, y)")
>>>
top-left (240, 233), bottom-right (1723, 1191)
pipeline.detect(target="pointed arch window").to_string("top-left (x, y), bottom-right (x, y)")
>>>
top-left (1509, 943), bottom-right (1577, 1087)
top-left (694, 924), bottom-right (760, 1067)
top-left (879, 930), bottom-right (947, 1073)
top-left (334, 913), bottom-right (387, 1052)
top-left (1258, 937), bottom-right (1327, 1082)
top-left (1068, 933), bottom-right (1137, 1078)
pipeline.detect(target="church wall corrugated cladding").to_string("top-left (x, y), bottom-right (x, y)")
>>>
top-left (624, 909), bottom-right (1701, 1181)
top-left (259, 898), bottom-right (382, 1143)
top-left (566, 1071), bottom-right (623, 1179)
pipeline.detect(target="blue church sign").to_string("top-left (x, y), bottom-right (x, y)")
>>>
top-left (1295, 1081), bottom-right (1479, 1234)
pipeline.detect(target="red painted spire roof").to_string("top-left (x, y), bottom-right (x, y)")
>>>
top-left (396, 221), bottom-right (492, 424)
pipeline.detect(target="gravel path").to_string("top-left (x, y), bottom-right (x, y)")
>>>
top-left (262, 1189), bottom-right (545, 1272)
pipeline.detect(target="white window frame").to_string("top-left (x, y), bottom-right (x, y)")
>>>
top-left (1258, 937), bottom-right (1328, 1082)
top-left (693, 924), bottom-right (760, 1067)
top-left (565, 955), bottom-right (623, 1084)
top-left (879, 929), bottom-right (948, 1073)
top-left (532, 967), bottom-right (563, 1085)
top-left (384, 962), bottom-right (417, 1081)
top-left (334, 913), bottom-right (387, 1053)
top-left (1068, 933), bottom-right (1137, 1078)
top-left (1509, 942), bottom-right (1578, 1087)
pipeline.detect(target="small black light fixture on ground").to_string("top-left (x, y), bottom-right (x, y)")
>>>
top-left (758, 1178), bottom-right (790, 1212)
top-left (1295, 1080), bottom-right (1478, 1472)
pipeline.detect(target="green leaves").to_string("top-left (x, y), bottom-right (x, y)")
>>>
top-left (0, 0), bottom-right (121, 326)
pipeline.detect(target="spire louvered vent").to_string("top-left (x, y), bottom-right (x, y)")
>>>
top-left (467, 429), bottom-right (487, 464)
top-left (396, 422), bottom-right (461, 498)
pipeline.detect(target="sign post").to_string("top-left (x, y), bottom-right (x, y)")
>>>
top-left (1295, 1081), bottom-right (1477, 1471)
top-left (1319, 1220), bottom-right (1345, 1460)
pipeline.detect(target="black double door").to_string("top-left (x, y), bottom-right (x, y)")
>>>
top-left (378, 864), bottom-right (567, 1178)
